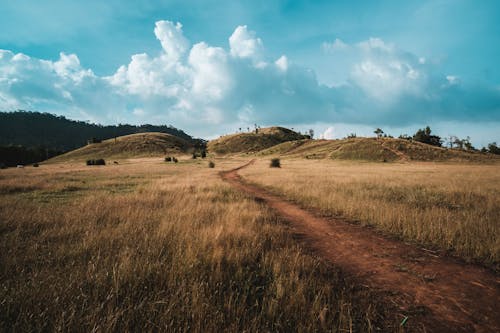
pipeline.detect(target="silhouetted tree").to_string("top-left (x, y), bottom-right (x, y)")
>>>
top-left (413, 126), bottom-right (442, 147)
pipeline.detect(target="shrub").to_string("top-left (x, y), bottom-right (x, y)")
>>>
top-left (86, 159), bottom-right (106, 166)
top-left (192, 153), bottom-right (197, 159)
top-left (33, 163), bottom-right (39, 167)
top-left (270, 158), bottom-right (281, 168)
top-left (208, 161), bottom-right (215, 168)
top-left (165, 156), bottom-right (172, 162)
top-left (173, 157), bottom-right (178, 163)
top-left (201, 150), bottom-right (207, 158)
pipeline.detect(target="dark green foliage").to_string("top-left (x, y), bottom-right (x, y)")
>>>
top-left (487, 142), bottom-right (500, 154)
top-left (165, 156), bottom-right (172, 162)
top-left (0, 145), bottom-right (62, 167)
top-left (86, 159), bottom-right (106, 166)
top-left (32, 163), bottom-right (39, 167)
top-left (0, 110), bottom-right (205, 152)
top-left (208, 161), bottom-right (215, 168)
top-left (270, 158), bottom-right (281, 168)
top-left (192, 152), bottom-right (197, 159)
top-left (413, 126), bottom-right (442, 147)
top-left (173, 157), bottom-right (178, 163)
top-left (374, 128), bottom-right (384, 138)
top-left (201, 149), bottom-right (207, 158)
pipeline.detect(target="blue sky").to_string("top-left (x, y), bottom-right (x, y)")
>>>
top-left (0, 0), bottom-right (499, 145)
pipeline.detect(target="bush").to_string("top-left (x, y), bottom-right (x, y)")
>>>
top-left (270, 158), bottom-right (281, 168)
top-left (192, 153), bottom-right (197, 159)
top-left (165, 156), bottom-right (172, 162)
top-left (201, 150), bottom-right (207, 158)
top-left (86, 159), bottom-right (106, 166)
top-left (33, 163), bottom-right (39, 167)
top-left (208, 161), bottom-right (215, 168)
top-left (173, 157), bottom-right (178, 163)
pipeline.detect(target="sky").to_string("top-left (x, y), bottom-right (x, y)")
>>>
top-left (0, 0), bottom-right (499, 146)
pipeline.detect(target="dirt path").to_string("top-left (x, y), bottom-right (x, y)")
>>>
top-left (221, 160), bottom-right (500, 333)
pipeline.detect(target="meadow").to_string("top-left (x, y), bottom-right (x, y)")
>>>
top-left (240, 159), bottom-right (500, 269)
top-left (0, 158), bottom-right (400, 332)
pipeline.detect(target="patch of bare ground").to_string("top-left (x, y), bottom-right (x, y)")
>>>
top-left (222, 160), bottom-right (500, 333)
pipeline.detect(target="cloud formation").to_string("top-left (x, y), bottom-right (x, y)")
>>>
top-left (0, 20), bottom-right (499, 136)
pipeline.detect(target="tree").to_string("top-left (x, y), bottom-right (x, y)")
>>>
top-left (413, 126), bottom-right (442, 147)
top-left (374, 128), bottom-right (384, 138)
top-left (488, 142), bottom-right (500, 155)
top-left (308, 129), bottom-right (314, 139)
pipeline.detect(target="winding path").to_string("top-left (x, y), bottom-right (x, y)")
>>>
top-left (221, 160), bottom-right (500, 332)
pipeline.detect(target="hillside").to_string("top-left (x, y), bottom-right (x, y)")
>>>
top-left (48, 132), bottom-right (192, 162)
top-left (208, 127), bottom-right (307, 155)
top-left (259, 137), bottom-right (499, 162)
top-left (0, 111), bottom-right (201, 151)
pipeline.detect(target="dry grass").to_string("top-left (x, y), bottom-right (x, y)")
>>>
top-left (208, 127), bottom-right (307, 155)
top-left (240, 159), bottom-right (500, 269)
top-left (0, 158), bottom-right (397, 332)
top-left (49, 132), bottom-right (191, 163)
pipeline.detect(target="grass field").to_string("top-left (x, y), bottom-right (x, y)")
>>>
top-left (0, 158), bottom-right (399, 332)
top-left (240, 159), bottom-right (500, 269)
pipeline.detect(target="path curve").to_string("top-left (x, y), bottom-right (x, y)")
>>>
top-left (221, 160), bottom-right (500, 333)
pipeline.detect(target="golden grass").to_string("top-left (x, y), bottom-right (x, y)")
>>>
top-left (240, 159), bottom-right (500, 269)
top-left (0, 158), bottom-right (396, 332)
top-left (49, 132), bottom-right (191, 163)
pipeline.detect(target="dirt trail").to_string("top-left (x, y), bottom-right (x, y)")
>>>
top-left (221, 160), bottom-right (500, 333)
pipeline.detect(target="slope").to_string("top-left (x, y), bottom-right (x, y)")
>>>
top-left (208, 127), bottom-right (307, 155)
top-left (48, 132), bottom-right (192, 162)
top-left (259, 137), bottom-right (499, 162)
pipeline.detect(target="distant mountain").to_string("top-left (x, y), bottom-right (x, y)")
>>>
top-left (0, 111), bottom-right (205, 166)
top-left (0, 111), bottom-right (203, 151)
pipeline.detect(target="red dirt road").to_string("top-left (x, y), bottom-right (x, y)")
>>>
top-left (221, 160), bottom-right (500, 333)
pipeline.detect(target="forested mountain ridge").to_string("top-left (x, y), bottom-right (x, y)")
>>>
top-left (0, 111), bottom-right (201, 151)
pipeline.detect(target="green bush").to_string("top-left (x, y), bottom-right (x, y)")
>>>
top-left (270, 158), bottom-right (281, 168)
top-left (173, 157), bottom-right (178, 163)
top-left (208, 161), bottom-right (215, 168)
top-left (165, 156), bottom-right (172, 162)
top-left (86, 159), bottom-right (106, 166)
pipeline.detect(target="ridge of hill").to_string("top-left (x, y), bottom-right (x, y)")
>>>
top-left (0, 111), bottom-right (202, 151)
top-left (208, 127), bottom-right (308, 155)
top-left (258, 137), bottom-right (498, 162)
top-left (48, 132), bottom-right (192, 162)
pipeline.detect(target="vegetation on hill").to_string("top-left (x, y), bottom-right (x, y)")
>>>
top-left (259, 137), bottom-right (499, 162)
top-left (48, 132), bottom-right (193, 162)
top-left (0, 111), bottom-right (205, 165)
top-left (208, 127), bottom-right (307, 155)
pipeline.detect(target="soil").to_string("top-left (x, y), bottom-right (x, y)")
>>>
top-left (221, 160), bottom-right (500, 333)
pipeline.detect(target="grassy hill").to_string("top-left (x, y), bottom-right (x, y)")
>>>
top-left (48, 132), bottom-right (192, 163)
top-left (259, 137), bottom-right (499, 162)
top-left (208, 127), bottom-right (307, 155)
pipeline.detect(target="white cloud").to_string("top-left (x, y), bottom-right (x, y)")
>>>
top-left (275, 55), bottom-right (288, 71)
top-left (229, 25), bottom-right (264, 61)
top-left (322, 38), bottom-right (348, 52)
top-left (154, 21), bottom-right (189, 62)
top-left (0, 21), bottom-right (499, 140)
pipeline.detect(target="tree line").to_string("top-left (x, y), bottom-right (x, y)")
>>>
top-left (0, 110), bottom-right (205, 166)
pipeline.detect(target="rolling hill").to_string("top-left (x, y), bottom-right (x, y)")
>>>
top-left (258, 137), bottom-right (499, 162)
top-left (208, 127), bottom-right (308, 155)
top-left (48, 132), bottom-right (192, 163)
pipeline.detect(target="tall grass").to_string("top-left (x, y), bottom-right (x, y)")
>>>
top-left (0, 159), bottom-right (395, 332)
top-left (240, 159), bottom-right (500, 269)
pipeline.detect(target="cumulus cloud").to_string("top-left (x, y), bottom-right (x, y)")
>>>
top-left (1, 21), bottom-right (499, 137)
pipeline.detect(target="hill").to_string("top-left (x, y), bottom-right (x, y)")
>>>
top-left (0, 111), bottom-right (202, 151)
top-left (259, 137), bottom-right (499, 162)
top-left (48, 132), bottom-right (192, 163)
top-left (208, 127), bottom-right (308, 155)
